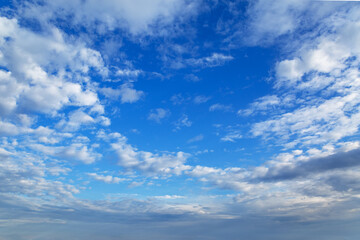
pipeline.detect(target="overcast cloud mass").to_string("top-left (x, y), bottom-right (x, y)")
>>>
top-left (0, 0), bottom-right (360, 239)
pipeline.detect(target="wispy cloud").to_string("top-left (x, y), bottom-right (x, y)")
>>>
top-left (187, 134), bottom-right (204, 143)
top-left (209, 104), bottom-right (232, 112)
top-left (186, 53), bottom-right (234, 68)
top-left (148, 108), bottom-right (170, 123)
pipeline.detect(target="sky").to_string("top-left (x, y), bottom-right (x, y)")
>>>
top-left (0, 0), bottom-right (360, 239)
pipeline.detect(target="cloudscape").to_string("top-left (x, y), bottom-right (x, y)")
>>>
top-left (1, 0), bottom-right (360, 239)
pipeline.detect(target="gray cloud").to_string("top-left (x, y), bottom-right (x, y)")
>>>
top-left (256, 148), bottom-right (360, 182)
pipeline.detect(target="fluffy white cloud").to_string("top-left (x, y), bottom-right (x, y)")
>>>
top-left (0, 17), bottom-right (105, 117)
top-left (245, 0), bottom-right (314, 45)
top-left (252, 92), bottom-right (360, 147)
top-left (30, 143), bottom-right (100, 164)
top-left (56, 110), bottom-right (95, 132)
top-left (249, 6), bottom-right (360, 149)
top-left (110, 133), bottom-right (191, 176)
top-left (21, 0), bottom-right (200, 35)
top-left (0, 120), bottom-right (21, 136)
top-left (0, 147), bottom-right (78, 200)
top-left (101, 83), bottom-right (144, 103)
top-left (188, 166), bottom-right (253, 192)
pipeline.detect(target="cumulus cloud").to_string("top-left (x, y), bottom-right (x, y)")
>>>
top-left (100, 83), bottom-right (144, 103)
top-left (110, 133), bottom-right (191, 176)
top-left (30, 143), bottom-right (100, 164)
top-left (56, 110), bottom-right (95, 132)
top-left (1, 0), bottom-right (360, 234)
top-left (87, 173), bottom-right (126, 184)
top-left (188, 166), bottom-right (252, 191)
top-left (148, 108), bottom-right (170, 123)
top-left (0, 147), bottom-right (78, 200)
top-left (246, 5), bottom-right (360, 149)
top-left (0, 17), bottom-right (105, 119)
top-left (0, 120), bottom-right (21, 136)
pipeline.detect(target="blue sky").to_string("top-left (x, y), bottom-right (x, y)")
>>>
top-left (1, 0), bottom-right (360, 239)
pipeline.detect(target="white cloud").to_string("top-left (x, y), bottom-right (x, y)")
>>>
top-left (252, 93), bottom-right (360, 147)
top-left (187, 134), bottom-right (204, 143)
top-left (0, 120), bottom-right (21, 136)
top-left (1, 0), bottom-right (360, 229)
top-left (153, 195), bottom-right (185, 200)
top-left (187, 53), bottom-right (233, 68)
top-left (148, 108), bottom-right (170, 123)
top-left (185, 74), bottom-right (201, 82)
top-left (111, 134), bottom-right (191, 176)
top-left (188, 166), bottom-right (252, 192)
top-left (116, 69), bottom-right (142, 77)
top-left (87, 173), bottom-right (126, 184)
top-left (56, 110), bottom-right (95, 132)
top-left (118, 83), bottom-right (144, 103)
top-left (245, 0), bottom-right (311, 45)
top-left (0, 148), bottom-right (78, 201)
top-left (174, 114), bottom-right (192, 130)
top-left (170, 93), bottom-right (188, 105)
top-left (247, 5), bottom-right (360, 148)
top-left (0, 148), bottom-right (12, 158)
top-left (101, 83), bottom-right (144, 103)
top-left (238, 95), bottom-right (283, 116)
top-left (21, 0), bottom-right (200, 35)
top-left (220, 131), bottom-right (242, 142)
top-left (0, 17), bottom-right (105, 117)
top-left (30, 143), bottom-right (100, 164)
top-left (193, 95), bottom-right (211, 104)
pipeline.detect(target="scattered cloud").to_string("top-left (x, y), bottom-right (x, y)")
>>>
top-left (186, 53), bottom-right (234, 68)
top-left (116, 69), bottom-right (142, 77)
top-left (1, 1), bottom-right (360, 238)
top-left (30, 143), bottom-right (100, 164)
top-left (20, 0), bottom-right (201, 36)
top-left (100, 83), bottom-right (144, 103)
top-left (147, 108), bottom-right (170, 123)
top-left (209, 104), bottom-right (232, 112)
top-left (153, 195), bottom-right (185, 200)
top-left (88, 173), bottom-right (126, 184)
top-left (238, 95), bottom-right (286, 116)
top-left (220, 131), bottom-right (242, 142)
top-left (111, 134), bottom-right (191, 176)
top-left (174, 114), bottom-right (192, 130)
top-left (193, 95), bottom-right (211, 104)
top-left (185, 74), bottom-right (201, 82)
top-left (187, 134), bottom-right (204, 143)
